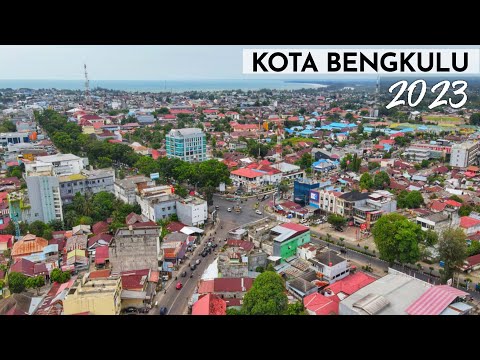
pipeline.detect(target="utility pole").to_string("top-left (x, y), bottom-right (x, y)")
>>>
top-left (84, 63), bottom-right (91, 108)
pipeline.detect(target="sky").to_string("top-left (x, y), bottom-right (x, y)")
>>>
top-left (0, 45), bottom-right (472, 81)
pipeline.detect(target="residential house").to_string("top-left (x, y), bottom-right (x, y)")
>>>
top-left (192, 294), bottom-right (227, 315)
top-left (0, 234), bottom-right (13, 252)
top-left (308, 250), bottom-right (350, 284)
top-left (11, 234), bottom-right (48, 261)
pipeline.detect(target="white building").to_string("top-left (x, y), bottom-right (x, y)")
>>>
top-left (450, 141), bottom-right (479, 168)
top-left (114, 176), bottom-right (155, 205)
top-left (26, 153), bottom-right (87, 176)
top-left (175, 197), bottom-right (208, 227)
top-left (135, 186), bottom-right (177, 222)
top-left (271, 162), bottom-right (305, 182)
top-left (308, 250), bottom-right (350, 284)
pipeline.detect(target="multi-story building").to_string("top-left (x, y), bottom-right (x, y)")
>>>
top-left (450, 141), bottom-right (479, 168)
top-left (25, 153), bottom-right (87, 176)
top-left (166, 128), bottom-right (206, 162)
top-left (308, 249), bottom-right (350, 284)
top-left (135, 186), bottom-right (177, 222)
top-left (63, 274), bottom-right (122, 315)
top-left (353, 191), bottom-right (397, 229)
top-left (416, 211), bottom-right (457, 234)
top-left (0, 132), bottom-right (30, 147)
top-left (58, 168), bottom-right (115, 205)
top-left (109, 224), bottom-right (161, 273)
top-left (403, 147), bottom-right (431, 162)
top-left (114, 176), bottom-right (155, 205)
top-left (309, 188), bottom-right (343, 215)
top-left (294, 178), bottom-right (323, 206)
top-left (271, 162), bottom-right (305, 182)
top-left (337, 191), bottom-right (371, 218)
top-left (25, 172), bottom-right (63, 223)
top-left (175, 197), bottom-right (208, 227)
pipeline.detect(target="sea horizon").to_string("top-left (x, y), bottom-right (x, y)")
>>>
top-left (0, 79), bottom-right (366, 93)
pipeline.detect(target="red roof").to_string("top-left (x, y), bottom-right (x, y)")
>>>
top-left (94, 246), bottom-right (109, 265)
top-left (324, 272), bottom-right (376, 297)
top-left (213, 278), bottom-right (253, 293)
top-left (166, 221), bottom-right (186, 233)
top-left (430, 200), bottom-right (447, 212)
top-left (445, 199), bottom-right (462, 208)
top-left (226, 239), bottom-right (254, 252)
top-left (231, 168), bottom-right (264, 179)
top-left (121, 269), bottom-right (150, 290)
top-left (0, 235), bottom-right (13, 248)
top-left (88, 233), bottom-right (113, 248)
top-left (460, 216), bottom-right (480, 229)
top-left (466, 253), bottom-right (480, 267)
top-left (303, 293), bottom-right (339, 315)
top-left (89, 269), bottom-right (111, 279)
top-left (197, 279), bottom-right (215, 294)
top-left (11, 258), bottom-right (35, 277)
top-left (92, 221), bottom-right (110, 235)
top-left (280, 222), bottom-right (310, 233)
top-left (192, 294), bottom-right (226, 315)
top-left (406, 285), bottom-right (468, 315)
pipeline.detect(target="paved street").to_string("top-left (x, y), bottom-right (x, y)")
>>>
top-left (149, 194), bottom-right (265, 315)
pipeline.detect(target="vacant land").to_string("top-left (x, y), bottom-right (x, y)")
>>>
top-left (423, 115), bottom-right (464, 124)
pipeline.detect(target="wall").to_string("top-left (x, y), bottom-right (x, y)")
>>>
top-left (274, 232), bottom-right (311, 261)
top-left (176, 199), bottom-right (208, 226)
top-left (247, 253), bottom-right (268, 271)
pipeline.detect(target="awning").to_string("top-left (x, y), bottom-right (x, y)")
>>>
top-left (180, 226), bottom-right (204, 235)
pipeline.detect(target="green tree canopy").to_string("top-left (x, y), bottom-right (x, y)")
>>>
top-left (448, 195), bottom-right (463, 204)
top-left (469, 113), bottom-right (480, 125)
top-left (359, 173), bottom-right (373, 190)
top-left (8, 272), bottom-right (27, 293)
top-left (50, 269), bottom-right (71, 284)
top-left (372, 213), bottom-right (423, 265)
top-left (295, 153), bottom-right (313, 170)
top-left (327, 214), bottom-right (347, 228)
top-left (241, 271), bottom-right (288, 315)
top-left (438, 228), bottom-right (467, 283)
top-left (373, 171), bottom-right (390, 190)
top-left (397, 190), bottom-right (424, 209)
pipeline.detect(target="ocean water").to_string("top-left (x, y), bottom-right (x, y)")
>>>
top-left (0, 79), bottom-right (330, 92)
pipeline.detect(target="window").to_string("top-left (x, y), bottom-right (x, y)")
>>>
top-left (162, 208), bottom-right (165, 211)
top-left (61, 184), bottom-right (65, 188)
top-left (68, 190), bottom-right (72, 193)
top-left (167, 207), bottom-right (171, 210)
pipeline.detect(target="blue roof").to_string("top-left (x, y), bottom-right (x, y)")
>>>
top-left (300, 129), bottom-right (314, 135)
top-left (43, 244), bottom-right (58, 254)
top-left (311, 111), bottom-right (319, 116)
top-left (22, 253), bottom-right (46, 263)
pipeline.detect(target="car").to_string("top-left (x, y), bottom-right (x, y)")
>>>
top-left (215, 205), bottom-right (220, 210)
top-left (124, 307), bottom-right (138, 314)
top-left (335, 227), bottom-right (344, 232)
top-left (162, 275), bottom-right (169, 281)
top-left (211, 243), bottom-right (218, 248)
top-left (227, 208), bottom-right (232, 212)
top-left (201, 251), bottom-right (207, 257)
top-left (180, 271), bottom-right (187, 277)
top-left (255, 210), bottom-right (262, 215)
top-left (159, 307), bottom-right (168, 315)
top-left (190, 264), bottom-right (197, 271)
top-left (196, 259), bottom-right (201, 265)
top-left (176, 282), bottom-right (183, 290)
top-left (139, 307), bottom-right (150, 314)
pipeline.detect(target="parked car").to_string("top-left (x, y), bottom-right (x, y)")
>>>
top-left (196, 259), bottom-right (201, 265)
top-left (227, 208), bottom-right (232, 212)
top-left (190, 264), bottom-right (197, 271)
top-left (159, 307), bottom-right (168, 315)
top-left (124, 307), bottom-right (138, 314)
top-left (180, 271), bottom-right (187, 277)
top-left (211, 243), bottom-right (218, 248)
top-left (176, 282), bottom-right (183, 290)
top-left (255, 210), bottom-right (262, 215)
top-left (335, 227), bottom-right (344, 232)
top-left (215, 205), bottom-right (220, 210)
top-left (201, 251), bottom-right (207, 257)
top-left (139, 307), bottom-right (149, 314)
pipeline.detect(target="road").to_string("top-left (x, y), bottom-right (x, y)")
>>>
top-left (149, 194), bottom-right (264, 315)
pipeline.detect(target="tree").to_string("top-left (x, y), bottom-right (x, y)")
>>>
top-left (469, 113), bottom-right (480, 125)
top-left (438, 228), bottom-right (467, 283)
top-left (373, 171), bottom-right (390, 190)
top-left (357, 123), bottom-right (364, 134)
top-left (241, 271), bottom-right (288, 315)
top-left (295, 153), bottom-right (313, 170)
top-left (368, 162), bottom-right (380, 170)
top-left (278, 180), bottom-right (290, 194)
top-left (421, 159), bottom-right (430, 168)
top-left (255, 266), bottom-right (265, 273)
top-left (50, 268), bottom-right (71, 284)
top-left (48, 219), bottom-right (64, 231)
top-left (43, 229), bottom-right (53, 240)
top-left (25, 276), bottom-right (45, 295)
top-left (226, 308), bottom-right (242, 315)
top-left (459, 205), bottom-right (472, 217)
top-left (359, 173), bottom-right (373, 190)
top-left (327, 214), bottom-right (346, 228)
top-left (174, 185), bottom-right (189, 198)
top-left (397, 190), bottom-right (424, 209)
top-left (0, 279), bottom-right (4, 292)
top-left (423, 230), bottom-right (438, 247)
top-left (372, 213), bottom-right (423, 265)
top-left (285, 301), bottom-right (306, 315)
top-left (8, 272), bottom-right (27, 293)
top-left (28, 221), bottom-right (47, 237)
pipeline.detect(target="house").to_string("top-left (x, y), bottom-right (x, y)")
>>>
top-left (34, 278), bottom-right (76, 315)
top-left (461, 254), bottom-right (480, 272)
top-left (416, 212), bottom-right (455, 234)
top-left (197, 277), bottom-right (254, 300)
top-left (192, 293), bottom-right (227, 315)
top-left (303, 293), bottom-right (339, 315)
top-left (270, 223), bottom-right (311, 262)
top-left (95, 246), bottom-right (110, 269)
top-left (459, 216), bottom-right (480, 235)
top-left (308, 250), bottom-right (350, 284)
top-left (65, 235), bottom-right (88, 252)
top-left (63, 274), bottom-right (122, 315)
top-left (10, 258), bottom-right (49, 278)
top-left (405, 285), bottom-right (470, 315)
top-left (92, 221), bottom-right (110, 235)
top-left (0, 234), bottom-right (13, 251)
top-left (120, 269), bottom-right (156, 310)
top-left (87, 233), bottom-right (113, 256)
top-left (72, 225), bottom-right (91, 236)
top-left (0, 293), bottom-right (36, 315)
top-left (11, 234), bottom-right (48, 260)
top-left (161, 232), bottom-right (189, 264)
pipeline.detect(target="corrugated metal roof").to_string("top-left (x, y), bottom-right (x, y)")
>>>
top-left (406, 285), bottom-right (468, 315)
top-left (353, 293), bottom-right (390, 315)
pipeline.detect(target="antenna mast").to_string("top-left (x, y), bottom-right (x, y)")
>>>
top-left (84, 63), bottom-right (91, 107)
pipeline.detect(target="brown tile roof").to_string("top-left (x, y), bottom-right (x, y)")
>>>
top-left (12, 235), bottom-right (48, 258)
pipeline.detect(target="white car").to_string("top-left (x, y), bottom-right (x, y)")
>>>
top-left (227, 208), bottom-right (232, 212)
top-left (255, 210), bottom-right (262, 215)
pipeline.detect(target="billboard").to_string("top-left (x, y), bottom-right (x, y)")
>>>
top-left (310, 191), bottom-right (319, 202)
top-left (150, 173), bottom-right (159, 180)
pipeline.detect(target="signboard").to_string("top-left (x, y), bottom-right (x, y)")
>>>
top-left (219, 182), bottom-right (226, 192)
top-left (310, 191), bottom-right (319, 202)
top-left (360, 223), bottom-right (367, 230)
top-left (150, 172), bottom-right (159, 180)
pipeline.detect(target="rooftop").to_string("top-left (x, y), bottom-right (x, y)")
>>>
top-left (314, 250), bottom-right (346, 267)
top-left (36, 153), bottom-right (81, 163)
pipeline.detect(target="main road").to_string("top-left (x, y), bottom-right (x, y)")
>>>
top-left (150, 194), bottom-right (265, 315)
